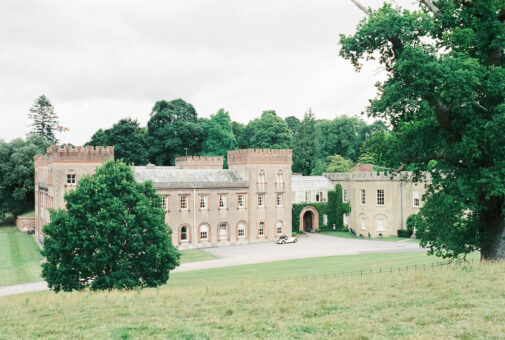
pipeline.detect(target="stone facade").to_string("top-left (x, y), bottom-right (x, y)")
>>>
top-left (324, 171), bottom-right (429, 237)
top-left (16, 217), bottom-right (35, 233)
top-left (34, 145), bottom-right (115, 245)
top-left (34, 147), bottom-right (292, 249)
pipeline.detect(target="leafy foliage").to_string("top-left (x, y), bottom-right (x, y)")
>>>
top-left (87, 118), bottom-right (148, 165)
top-left (292, 110), bottom-right (318, 175)
top-left (325, 155), bottom-right (355, 173)
top-left (340, 0), bottom-right (505, 260)
top-left (241, 111), bottom-right (292, 149)
top-left (292, 185), bottom-right (350, 231)
top-left (41, 161), bottom-right (180, 292)
top-left (147, 99), bottom-right (203, 165)
top-left (0, 135), bottom-right (51, 218)
top-left (201, 109), bottom-right (236, 156)
top-left (285, 116), bottom-right (301, 136)
top-left (28, 95), bottom-right (59, 144)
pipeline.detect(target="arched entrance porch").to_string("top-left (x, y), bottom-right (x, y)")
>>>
top-left (299, 206), bottom-right (319, 232)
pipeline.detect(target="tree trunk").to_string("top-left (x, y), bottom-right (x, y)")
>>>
top-left (480, 196), bottom-right (505, 261)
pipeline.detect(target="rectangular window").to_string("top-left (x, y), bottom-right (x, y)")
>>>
top-left (361, 218), bottom-right (367, 230)
top-left (360, 189), bottom-right (366, 205)
top-left (200, 195), bottom-right (208, 209)
top-left (180, 195), bottom-right (188, 210)
top-left (413, 190), bottom-right (420, 208)
top-left (276, 193), bottom-right (283, 206)
top-left (377, 218), bottom-right (385, 232)
top-left (238, 194), bottom-right (246, 208)
top-left (219, 194), bottom-right (227, 209)
top-left (258, 193), bottom-right (265, 207)
top-left (377, 189), bottom-right (385, 206)
top-left (343, 189), bottom-right (348, 202)
top-left (66, 174), bottom-right (76, 185)
top-left (162, 196), bottom-right (169, 211)
top-left (343, 214), bottom-right (349, 226)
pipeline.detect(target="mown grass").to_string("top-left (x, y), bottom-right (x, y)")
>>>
top-left (1, 251), bottom-right (497, 339)
top-left (17, 209), bottom-right (35, 218)
top-left (0, 226), bottom-right (43, 287)
top-left (179, 249), bottom-right (219, 264)
top-left (321, 230), bottom-right (418, 242)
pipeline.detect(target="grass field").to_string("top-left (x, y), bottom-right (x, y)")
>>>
top-left (2, 251), bottom-right (499, 339)
top-left (179, 249), bottom-right (219, 264)
top-left (0, 226), bottom-right (43, 287)
top-left (321, 230), bottom-right (418, 242)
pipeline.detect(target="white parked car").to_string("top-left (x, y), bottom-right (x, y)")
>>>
top-left (276, 235), bottom-right (298, 244)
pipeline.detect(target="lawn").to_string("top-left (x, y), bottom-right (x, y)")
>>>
top-left (321, 230), bottom-right (418, 242)
top-left (0, 251), bottom-right (499, 339)
top-left (0, 226), bottom-right (43, 287)
top-left (179, 249), bottom-right (219, 264)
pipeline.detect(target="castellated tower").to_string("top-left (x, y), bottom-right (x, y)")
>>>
top-left (227, 149), bottom-right (293, 240)
top-left (34, 145), bottom-right (114, 244)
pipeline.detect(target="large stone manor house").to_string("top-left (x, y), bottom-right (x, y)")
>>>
top-left (34, 146), bottom-right (426, 248)
top-left (34, 146), bottom-right (292, 249)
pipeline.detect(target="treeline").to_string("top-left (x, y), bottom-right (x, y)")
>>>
top-left (87, 98), bottom-right (388, 175)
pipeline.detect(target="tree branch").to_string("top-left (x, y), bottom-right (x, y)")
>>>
top-left (418, 0), bottom-right (440, 14)
top-left (349, 0), bottom-right (369, 16)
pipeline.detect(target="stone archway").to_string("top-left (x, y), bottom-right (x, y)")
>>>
top-left (299, 206), bottom-right (319, 233)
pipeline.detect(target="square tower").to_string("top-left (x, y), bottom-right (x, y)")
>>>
top-left (227, 149), bottom-right (292, 241)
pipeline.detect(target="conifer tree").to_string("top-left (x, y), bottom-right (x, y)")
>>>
top-left (28, 95), bottom-right (59, 144)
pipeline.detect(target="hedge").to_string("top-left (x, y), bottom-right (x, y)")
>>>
top-left (292, 184), bottom-right (351, 231)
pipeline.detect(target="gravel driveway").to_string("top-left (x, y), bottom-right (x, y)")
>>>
top-left (173, 233), bottom-right (423, 272)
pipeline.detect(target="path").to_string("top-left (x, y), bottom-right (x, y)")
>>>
top-left (0, 233), bottom-right (423, 297)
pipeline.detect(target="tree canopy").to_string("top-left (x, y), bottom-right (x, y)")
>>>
top-left (242, 110), bottom-right (293, 149)
top-left (147, 99), bottom-right (203, 165)
top-left (341, 0), bottom-right (505, 260)
top-left (292, 110), bottom-right (318, 175)
top-left (201, 109), bottom-right (236, 156)
top-left (0, 135), bottom-right (51, 218)
top-left (41, 160), bottom-right (180, 292)
top-left (87, 118), bottom-right (148, 165)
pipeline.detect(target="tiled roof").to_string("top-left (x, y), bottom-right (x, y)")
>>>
top-left (133, 166), bottom-right (248, 189)
top-left (291, 176), bottom-right (334, 191)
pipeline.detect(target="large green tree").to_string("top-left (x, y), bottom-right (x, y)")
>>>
top-left (341, 0), bottom-right (505, 260)
top-left (292, 110), bottom-right (318, 175)
top-left (243, 110), bottom-right (292, 149)
top-left (147, 99), bottom-right (203, 165)
top-left (201, 109), bottom-right (236, 156)
top-left (28, 95), bottom-right (59, 144)
top-left (87, 118), bottom-right (148, 165)
top-left (0, 135), bottom-right (51, 218)
top-left (41, 161), bottom-right (180, 292)
top-left (285, 116), bottom-right (301, 136)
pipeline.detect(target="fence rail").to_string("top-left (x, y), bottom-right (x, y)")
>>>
top-left (264, 258), bottom-right (476, 286)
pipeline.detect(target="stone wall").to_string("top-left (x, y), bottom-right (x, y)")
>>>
top-left (16, 217), bottom-right (35, 233)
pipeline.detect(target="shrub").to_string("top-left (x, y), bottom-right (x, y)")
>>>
top-left (41, 160), bottom-right (180, 292)
top-left (315, 228), bottom-right (322, 233)
top-left (397, 229), bottom-right (413, 238)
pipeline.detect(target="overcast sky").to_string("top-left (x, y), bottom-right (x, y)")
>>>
top-left (0, 0), bottom-right (412, 145)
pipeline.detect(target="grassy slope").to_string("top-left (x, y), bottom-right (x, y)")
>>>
top-left (179, 249), bottom-right (219, 264)
top-left (2, 251), bottom-right (499, 339)
top-left (321, 230), bottom-right (418, 242)
top-left (0, 227), bottom-right (43, 287)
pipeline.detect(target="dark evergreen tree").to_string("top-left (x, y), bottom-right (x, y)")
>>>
top-left (292, 109), bottom-right (318, 175)
top-left (28, 95), bottom-right (59, 144)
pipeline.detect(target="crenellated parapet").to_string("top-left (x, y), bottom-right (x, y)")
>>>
top-left (34, 145), bottom-right (114, 166)
top-left (227, 149), bottom-right (292, 165)
top-left (175, 155), bottom-right (224, 169)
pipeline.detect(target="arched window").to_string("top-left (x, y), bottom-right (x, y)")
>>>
top-left (377, 217), bottom-right (385, 232)
top-left (237, 222), bottom-right (246, 238)
top-left (276, 221), bottom-right (283, 235)
top-left (258, 222), bottom-right (265, 236)
top-left (258, 170), bottom-right (265, 184)
top-left (200, 224), bottom-right (209, 241)
top-left (181, 226), bottom-right (188, 241)
top-left (276, 170), bottom-right (284, 183)
top-left (219, 223), bottom-right (227, 240)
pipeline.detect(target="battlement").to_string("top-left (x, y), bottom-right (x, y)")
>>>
top-left (175, 155), bottom-right (224, 169)
top-left (227, 149), bottom-right (292, 165)
top-left (34, 145), bottom-right (114, 166)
